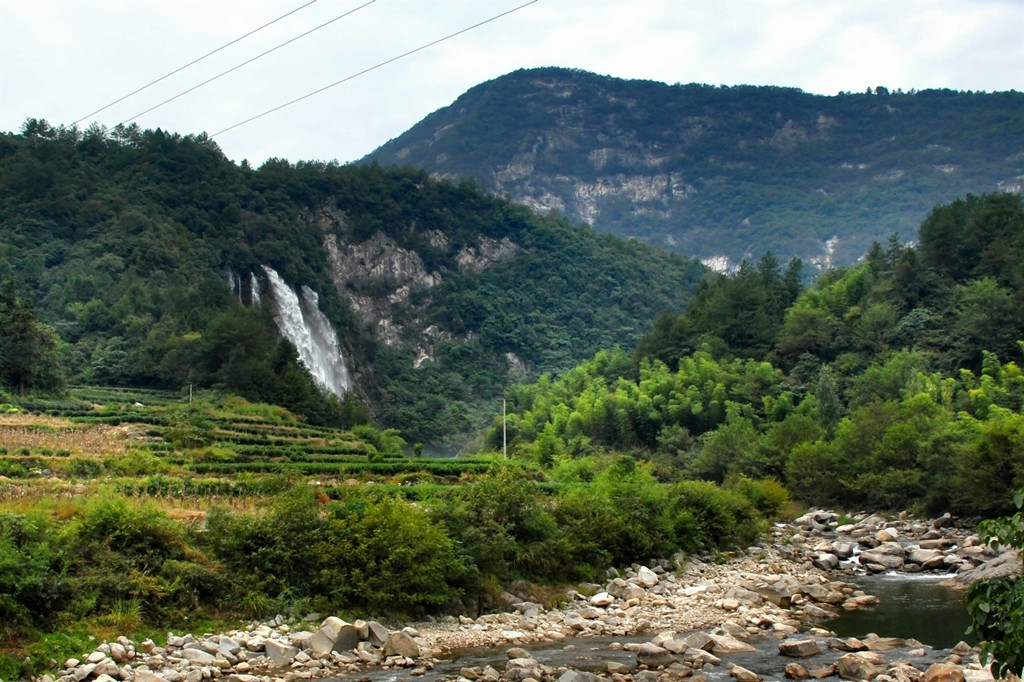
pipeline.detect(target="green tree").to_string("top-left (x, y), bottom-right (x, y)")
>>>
top-left (966, 490), bottom-right (1024, 679)
top-left (0, 280), bottom-right (63, 395)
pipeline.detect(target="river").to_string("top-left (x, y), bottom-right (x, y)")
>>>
top-left (830, 572), bottom-right (975, 649)
top-left (350, 574), bottom-right (972, 682)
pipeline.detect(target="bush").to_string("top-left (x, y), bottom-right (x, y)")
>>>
top-left (725, 475), bottom-right (790, 519)
top-left (666, 480), bottom-right (762, 551)
top-left (314, 498), bottom-right (468, 616)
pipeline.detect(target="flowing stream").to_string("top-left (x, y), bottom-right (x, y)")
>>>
top-left (346, 575), bottom-right (972, 682)
top-left (830, 573), bottom-right (975, 649)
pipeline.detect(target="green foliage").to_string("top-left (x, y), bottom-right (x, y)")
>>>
top-left (315, 497), bottom-right (467, 615)
top-left (665, 480), bottom-right (761, 552)
top-left (491, 194), bottom-right (1024, 518)
top-left (0, 279), bottom-right (64, 395)
top-left (0, 124), bottom-right (704, 446)
top-left (966, 490), bottom-right (1024, 679)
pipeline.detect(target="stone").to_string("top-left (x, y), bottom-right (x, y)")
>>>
top-left (861, 635), bottom-right (905, 651)
top-left (636, 643), bottom-right (676, 668)
top-left (179, 649), bottom-right (215, 666)
top-left (109, 643), bottom-right (129, 663)
top-left (506, 648), bottom-right (531, 660)
top-left (813, 553), bottom-right (840, 571)
top-left (675, 632), bottom-right (715, 652)
top-left (837, 653), bottom-right (885, 681)
top-left (876, 528), bottom-right (899, 543)
top-left (829, 637), bottom-right (867, 652)
top-left (907, 549), bottom-right (943, 566)
top-left (132, 670), bottom-right (164, 682)
top-left (725, 587), bottom-right (763, 604)
top-left (708, 633), bottom-right (757, 654)
top-left (731, 665), bottom-right (762, 682)
top-left (779, 639), bottom-right (822, 658)
top-left (921, 664), bottom-right (965, 682)
top-left (589, 592), bottom-right (615, 607)
top-left (683, 649), bottom-right (721, 667)
top-left (217, 637), bottom-right (241, 656)
top-left (785, 663), bottom-right (810, 679)
top-left (558, 671), bottom-right (604, 682)
top-left (262, 640), bottom-right (298, 666)
top-left (364, 620), bottom-right (389, 646)
top-left (636, 566), bottom-right (660, 587)
top-left (809, 665), bottom-right (838, 680)
top-left (310, 617), bottom-right (360, 655)
top-left (859, 543), bottom-right (907, 570)
top-left (384, 631), bottom-right (420, 659)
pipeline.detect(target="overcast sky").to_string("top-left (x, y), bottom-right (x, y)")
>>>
top-left (3, 0), bottom-right (1021, 166)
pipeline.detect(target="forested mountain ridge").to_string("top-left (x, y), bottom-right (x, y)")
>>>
top-left (366, 67), bottom-right (1024, 270)
top-left (0, 120), bottom-right (706, 447)
top-left (489, 192), bottom-right (1024, 518)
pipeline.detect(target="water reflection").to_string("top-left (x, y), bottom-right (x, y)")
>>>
top-left (831, 573), bottom-right (975, 648)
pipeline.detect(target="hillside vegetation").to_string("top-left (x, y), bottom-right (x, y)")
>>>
top-left (490, 193), bottom-right (1024, 518)
top-left (367, 67), bottom-right (1024, 269)
top-left (0, 386), bottom-right (776, 680)
top-left (0, 119), bottom-right (705, 447)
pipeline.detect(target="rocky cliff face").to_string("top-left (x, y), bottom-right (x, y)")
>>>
top-left (322, 227), bottom-right (518, 366)
top-left (367, 67), bottom-right (1024, 270)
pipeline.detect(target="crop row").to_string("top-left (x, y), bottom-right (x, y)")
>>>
top-left (189, 459), bottom-right (493, 476)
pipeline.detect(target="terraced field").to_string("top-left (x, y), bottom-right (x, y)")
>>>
top-left (0, 387), bottom-right (497, 512)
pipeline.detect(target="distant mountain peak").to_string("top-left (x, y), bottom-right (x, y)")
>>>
top-left (366, 67), bottom-right (1024, 268)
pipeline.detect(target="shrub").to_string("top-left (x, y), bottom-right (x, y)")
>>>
top-left (666, 480), bottom-right (762, 552)
top-left (725, 475), bottom-right (790, 519)
top-left (315, 498), bottom-right (468, 616)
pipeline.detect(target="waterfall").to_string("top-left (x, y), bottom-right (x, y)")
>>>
top-left (249, 272), bottom-right (261, 307)
top-left (261, 266), bottom-right (352, 398)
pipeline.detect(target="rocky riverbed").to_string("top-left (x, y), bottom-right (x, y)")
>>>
top-left (48, 511), bottom-right (1022, 682)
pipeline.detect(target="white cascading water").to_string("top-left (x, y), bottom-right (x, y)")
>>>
top-left (249, 272), bottom-right (261, 307)
top-left (261, 266), bottom-right (351, 398)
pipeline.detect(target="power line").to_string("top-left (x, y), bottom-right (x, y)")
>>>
top-left (74, 0), bottom-right (321, 125)
top-left (212, 0), bottom-right (539, 139)
top-left (121, 0), bottom-right (377, 126)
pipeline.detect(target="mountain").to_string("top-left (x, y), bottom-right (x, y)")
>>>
top-left (0, 121), bottom-right (705, 447)
top-left (365, 67), bottom-right (1024, 270)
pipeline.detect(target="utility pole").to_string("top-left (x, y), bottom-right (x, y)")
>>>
top-left (502, 397), bottom-right (507, 460)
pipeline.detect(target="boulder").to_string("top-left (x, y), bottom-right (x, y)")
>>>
top-left (785, 663), bottom-right (810, 679)
top-left (365, 620), bottom-right (390, 647)
top-left (859, 543), bottom-right (906, 570)
top-left (589, 592), bottom-right (615, 607)
top-left (813, 553), bottom-right (840, 571)
top-left (559, 671), bottom-right (604, 682)
top-left (907, 549), bottom-right (943, 566)
top-left (778, 639), bottom-right (822, 658)
top-left (636, 643), bottom-right (676, 668)
top-left (179, 648), bottom-right (215, 666)
top-left (731, 664), bottom-right (762, 682)
top-left (384, 631), bottom-right (421, 659)
top-left (636, 566), bottom-right (660, 587)
top-left (837, 653), bottom-right (885, 681)
top-left (311, 617), bottom-right (361, 655)
top-left (133, 671), bottom-right (164, 682)
top-left (262, 640), bottom-right (298, 666)
top-left (708, 633), bottom-right (758, 654)
top-left (921, 664), bottom-right (965, 682)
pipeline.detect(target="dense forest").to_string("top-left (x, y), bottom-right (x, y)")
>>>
top-left (489, 192), bottom-right (1024, 518)
top-left (0, 119), bottom-right (705, 447)
top-left (368, 67), bottom-right (1024, 269)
